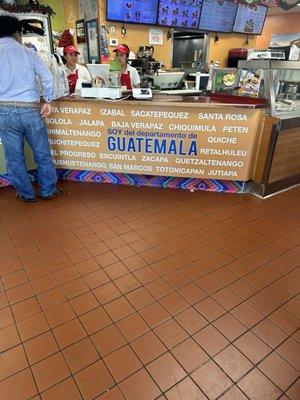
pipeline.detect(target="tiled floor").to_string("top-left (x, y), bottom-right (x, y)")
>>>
top-left (0, 181), bottom-right (299, 400)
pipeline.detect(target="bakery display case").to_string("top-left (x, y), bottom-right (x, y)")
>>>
top-left (238, 60), bottom-right (300, 119)
top-left (238, 60), bottom-right (300, 197)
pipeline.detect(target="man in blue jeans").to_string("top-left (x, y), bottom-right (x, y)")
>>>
top-left (0, 15), bottom-right (62, 202)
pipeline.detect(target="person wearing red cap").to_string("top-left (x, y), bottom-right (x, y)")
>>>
top-left (113, 44), bottom-right (140, 90)
top-left (63, 45), bottom-right (91, 94)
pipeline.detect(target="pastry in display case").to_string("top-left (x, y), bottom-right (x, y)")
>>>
top-left (238, 60), bottom-right (300, 119)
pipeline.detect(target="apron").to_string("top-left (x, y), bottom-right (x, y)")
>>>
top-left (68, 70), bottom-right (78, 94)
top-left (121, 72), bottom-right (132, 90)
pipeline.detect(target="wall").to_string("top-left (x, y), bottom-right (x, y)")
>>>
top-left (98, 0), bottom-right (172, 69)
top-left (255, 12), bottom-right (300, 48)
top-left (62, 0), bottom-right (79, 30)
top-left (45, 3), bottom-right (300, 68)
top-left (209, 34), bottom-right (256, 67)
top-left (45, 0), bottom-right (65, 31)
top-left (200, 11), bottom-right (300, 67)
top-left (18, 0), bottom-right (64, 31)
top-left (36, 0), bottom-right (78, 32)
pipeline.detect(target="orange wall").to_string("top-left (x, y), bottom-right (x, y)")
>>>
top-left (59, 3), bottom-right (300, 69)
top-left (209, 34), bottom-right (256, 67)
top-left (99, 0), bottom-right (172, 69)
top-left (255, 12), bottom-right (300, 48)
top-left (63, 0), bottom-right (79, 30)
top-left (201, 11), bottom-right (300, 67)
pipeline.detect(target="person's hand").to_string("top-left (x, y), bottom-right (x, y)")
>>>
top-left (40, 103), bottom-right (52, 118)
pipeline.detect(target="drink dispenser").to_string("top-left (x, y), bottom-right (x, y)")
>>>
top-left (228, 48), bottom-right (248, 68)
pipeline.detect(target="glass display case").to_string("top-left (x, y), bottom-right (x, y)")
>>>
top-left (238, 60), bottom-right (300, 119)
top-left (237, 60), bottom-right (300, 198)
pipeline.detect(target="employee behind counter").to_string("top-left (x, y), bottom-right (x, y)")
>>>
top-left (63, 45), bottom-right (91, 94)
top-left (113, 44), bottom-right (141, 90)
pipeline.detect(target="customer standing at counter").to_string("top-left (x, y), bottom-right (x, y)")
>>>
top-left (113, 44), bottom-right (141, 89)
top-left (0, 15), bottom-right (62, 202)
top-left (64, 45), bottom-right (91, 94)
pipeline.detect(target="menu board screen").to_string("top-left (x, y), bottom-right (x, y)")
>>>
top-left (157, 0), bottom-right (202, 29)
top-left (198, 0), bottom-right (237, 33)
top-left (233, 4), bottom-right (267, 35)
top-left (106, 0), bottom-right (159, 25)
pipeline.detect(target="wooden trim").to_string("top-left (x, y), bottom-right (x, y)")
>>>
top-left (261, 124), bottom-right (279, 184)
top-left (210, 93), bottom-right (267, 108)
top-left (268, 126), bottom-right (300, 183)
top-left (252, 116), bottom-right (280, 183)
top-left (280, 117), bottom-right (300, 131)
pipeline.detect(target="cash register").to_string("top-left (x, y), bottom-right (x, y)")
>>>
top-left (81, 64), bottom-right (122, 99)
top-left (81, 64), bottom-right (152, 100)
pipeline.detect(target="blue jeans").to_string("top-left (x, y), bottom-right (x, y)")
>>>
top-left (0, 106), bottom-right (57, 199)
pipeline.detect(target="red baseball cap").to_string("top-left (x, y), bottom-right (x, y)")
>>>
top-left (113, 44), bottom-right (130, 55)
top-left (64, 45), bottom-right (80, 55)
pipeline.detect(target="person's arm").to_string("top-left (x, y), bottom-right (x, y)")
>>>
top-left (131, 68), bottom-right (141, 88)
top-left (40, 103), bottom-right (52, 117)
top-left (82, 66), bottom-right (91, 82)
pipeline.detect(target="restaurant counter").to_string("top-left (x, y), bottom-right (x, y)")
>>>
top-left (0, 93), bottom-right (292, 196)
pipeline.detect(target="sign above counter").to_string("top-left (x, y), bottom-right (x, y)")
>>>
top-left (198, 0), bottom-right (237, 33)
top-left (106, 0), bottom-right (159, 25)
top-left (105, 0), bottom-right (268, 35)
top-left (233, 4), bottom-right (267, 35)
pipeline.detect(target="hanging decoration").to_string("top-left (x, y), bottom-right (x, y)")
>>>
top-left (274, 0), bottom-right (300, 10)
top-left (234, 0), bottom-right (300, 11)
top-left (100, 25), bottom-right (110, 63)
top-left (58, 29), bottom-right (74, 48)
top-left (0, 0), bottom-right (55, 16)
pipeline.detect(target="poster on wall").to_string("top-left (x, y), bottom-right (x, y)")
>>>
top-left (86, 19), bottom-right (100, 63)
top-left (100, 25), bottom-right (110, 63)
top-left (149, 28), bottom-right (163, 45)
top-left (76, 19), bottom-right (86, 43)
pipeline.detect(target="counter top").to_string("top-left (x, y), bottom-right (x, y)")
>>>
top-left (65, 93), bottom-right (266, 109)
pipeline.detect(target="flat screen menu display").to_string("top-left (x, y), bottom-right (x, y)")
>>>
top-left (157, 0), bottom-right (202, 29)
top-left (106, 0), bottom-right (159, 25)
top-left (198, 0), bottom-right (237, 33)
top-left (233, 4), bottom-right (267, 35)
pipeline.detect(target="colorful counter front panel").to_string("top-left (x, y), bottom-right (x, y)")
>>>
top-left (44, 100), bottom-right (261, 181)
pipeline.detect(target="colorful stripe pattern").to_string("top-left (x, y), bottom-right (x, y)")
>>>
top-left (0, 169), bottom-right (244, 193)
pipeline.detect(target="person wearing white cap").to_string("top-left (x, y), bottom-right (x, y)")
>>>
top-left (63, 45), bottom-right (91, 94)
